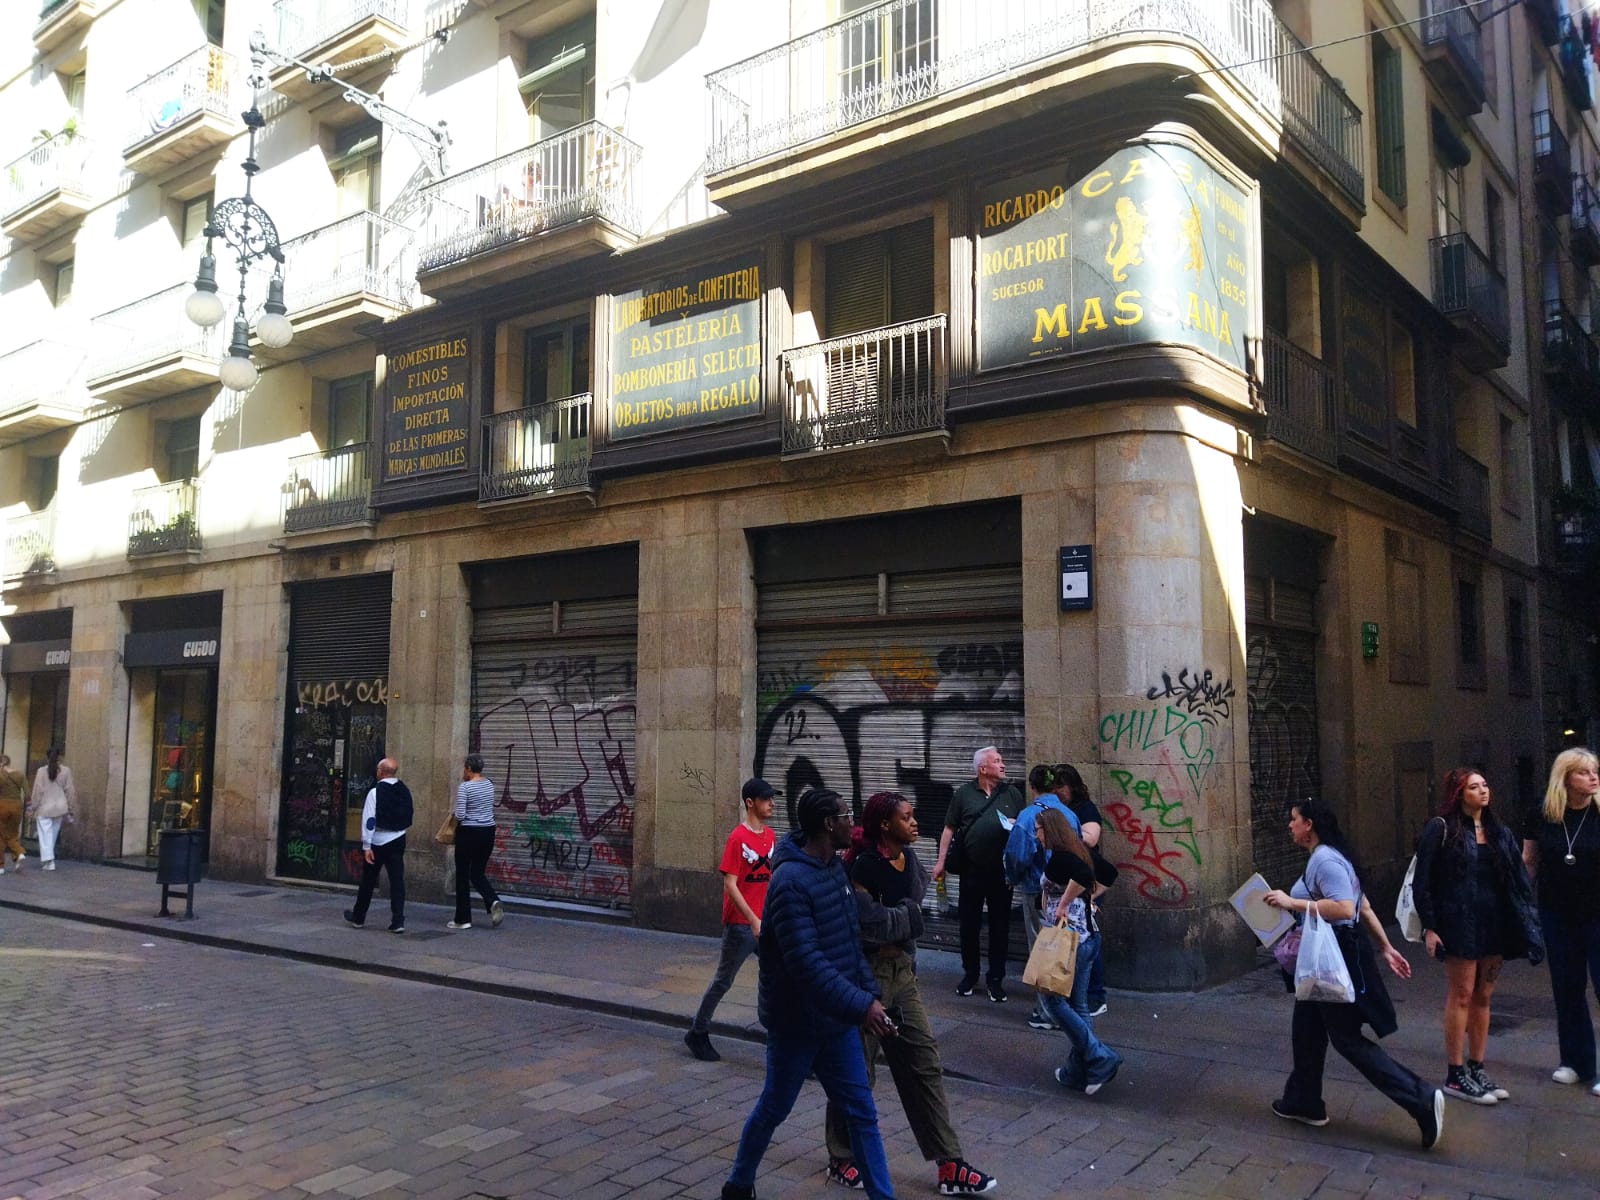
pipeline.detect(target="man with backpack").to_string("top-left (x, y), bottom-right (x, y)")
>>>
top-left (344, 757), bottom-right (412, 933)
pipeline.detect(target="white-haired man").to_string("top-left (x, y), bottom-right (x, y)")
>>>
top-left (934, 747), bottom-right (1023, 1001)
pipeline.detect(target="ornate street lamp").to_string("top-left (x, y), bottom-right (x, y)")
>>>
top-left (184, 56), bottom-right (292, 392)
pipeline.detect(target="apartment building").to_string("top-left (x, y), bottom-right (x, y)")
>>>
top-left (0, 0), bottom-right (1586, 987)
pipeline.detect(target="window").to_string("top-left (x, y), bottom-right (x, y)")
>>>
top-left (1480, 5), bottom-right (1498, 111)
top-left (181, 194), bottom-right (213, 255)
top-left (1373, 32), bottom-right (1406, 206)
top-left (193, 0), bottom-right (224, 45)
top-left (1505, 587), bottom-right (1530, 695)
top-left (838, 0), bottom-right (937, 118)
top-left (328, 375), bottom-right (371, 447)
top-left (1386, 529), bottom-right (1428, 684)
top-left (330, 120), bottom-right (381, 216)
top-left (162, 416), bottom-right (201, 483)
top-left (1391, 320), bottom-right (1416, 427)
top-left (1432, 147), bottom-right (1464, 238)
top-left (1453, 560), bottom-right (1486, 689)
top-left (524, 318), bottom-right (590, 406)
top-left (51, 259), bottom-right (74, 308)
top-left (824, 219), bottom-right (934, 337)
top-left (25, 455), bottom-right (58, 512)
top-left (1498, 413), bottom-right (1522, 515)
top-left (64, 71), bottom-right (86, 119)
top-left (521, 17), bottom-right (595, 142)
top-left (1484, 184), bottom-right (1504, 271)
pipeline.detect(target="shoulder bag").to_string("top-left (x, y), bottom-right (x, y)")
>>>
top-left (434, 813), bottom-right (459, 846)
top-left (945, 790), bottom-right (999, 875)
top-left (1395, 816), bottom-right (1443, 944)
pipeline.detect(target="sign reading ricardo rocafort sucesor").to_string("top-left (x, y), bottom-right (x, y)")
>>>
top-left (609, 255), bottom-right (763, 439)
top-left (977, 144), bottom-right (1251, 373)
top-left (383, 332), bottom-right (471, 481)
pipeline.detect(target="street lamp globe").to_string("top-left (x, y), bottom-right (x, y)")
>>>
top-left (254, 275), bottom-right (294, 348)
top-left (218, 317), bottom-right (259, 392)
top-left (185, 255), bottom-right (226, 327)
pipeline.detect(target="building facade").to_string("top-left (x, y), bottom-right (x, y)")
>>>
top-left (0, 0), bottom-right (1589, 987)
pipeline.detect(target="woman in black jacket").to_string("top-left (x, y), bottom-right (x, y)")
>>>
top-left (1413, 767), bottom-right (1542, 1106)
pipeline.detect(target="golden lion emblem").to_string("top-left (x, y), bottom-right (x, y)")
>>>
top-left (1104, 196), bottom-right (1147, 282)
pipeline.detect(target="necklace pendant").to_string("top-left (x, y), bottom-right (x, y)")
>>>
top-left (1566, 853), bottom-right (1578, 866)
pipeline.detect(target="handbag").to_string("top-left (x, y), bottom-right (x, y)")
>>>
top-left (434, 813), bottom-right (459, 846)
top-left (1272, 925), bottom-right (1302, 974)
top-left (1022, 917), bottom-right (1081, 997)
top-left (1294, 908), bottom-right (1355, 1003)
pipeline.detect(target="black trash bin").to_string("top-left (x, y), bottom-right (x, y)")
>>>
top-left (156, 828), bottom-right (205, 918)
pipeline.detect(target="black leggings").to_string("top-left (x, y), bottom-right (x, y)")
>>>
top-left (454, 824), bottom-right (500, 923)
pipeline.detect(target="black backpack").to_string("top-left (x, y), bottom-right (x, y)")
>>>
top-left (374, 779), bottom-right (413, 831)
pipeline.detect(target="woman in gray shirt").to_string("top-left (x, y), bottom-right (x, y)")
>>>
top-left (449, 753), bottom-right (503, 930)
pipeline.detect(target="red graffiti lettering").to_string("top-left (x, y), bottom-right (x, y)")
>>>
top-left (1106, 801), bottom-right (1190, 907)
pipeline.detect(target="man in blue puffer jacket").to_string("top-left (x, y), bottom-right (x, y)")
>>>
top-left (722, 788), bottom-right (900, 1200)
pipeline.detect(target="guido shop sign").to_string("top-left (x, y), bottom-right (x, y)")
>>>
top-left (609, 254), bottom-right (763, 440)
top-left (977, 144), bottom-right (1252, 373)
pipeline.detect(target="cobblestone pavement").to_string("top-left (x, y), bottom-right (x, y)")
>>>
top-left (2, 910), bottom-right (1594, 1200)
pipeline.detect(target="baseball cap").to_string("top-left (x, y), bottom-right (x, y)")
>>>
top-left (741, 777), bottom-right (777, 801)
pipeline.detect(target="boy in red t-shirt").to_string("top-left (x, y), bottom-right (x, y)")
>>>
top-left (685, 777), bottom-right (778, 1062)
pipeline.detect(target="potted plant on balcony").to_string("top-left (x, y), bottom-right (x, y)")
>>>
top-left (129, 509), bottom-right (198, 556)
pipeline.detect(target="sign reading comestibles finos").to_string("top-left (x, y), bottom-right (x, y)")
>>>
top-left (977, 144), bottom-right (1252, 373)
top-left (382, 332), bottom-right (471, 481)
top-left (609, 255), bottom-right (763, 439)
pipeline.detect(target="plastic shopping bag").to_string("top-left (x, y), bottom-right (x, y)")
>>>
top-left (1294, 908), bottom-right (1355, 1003)
top-left (1394, 853), bottom-right (1423, 943)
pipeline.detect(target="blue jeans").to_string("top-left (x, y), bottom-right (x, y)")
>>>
top-left (1541, 905), bottom-right (1600, 1080)
top-left (1041, 932), bottom-right (1121, 1087)
top-left (691, 923), bottom-right (758, 1034)
top-left (727, 1025), bottom-right (897, 1200)
top-left (1086, 933), bottom-right (1107, 1009)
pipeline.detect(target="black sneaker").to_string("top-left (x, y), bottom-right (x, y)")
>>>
top-left (955, 974), bottom-right (977, 996)
top-left (825, 1159), bottom-right (863, 1189)
top-left (986, 979), bottom-right (1007, 1003)
top-left (1469, 1061), bottom-right (1509, 1100)
top-left (388, 921), bottom-right (405, 934)
top-left (1270, 1098), bottom-right (1329, 1127)
top-left (1444, 1069), bottom-right (1497, 1105)
top-left (342, 910), bottom-right (364, 928)
top-left (1027, 1011), bottom-right (1056, 1030)
top-left (684, 1029), bottom-right (721, 1062)
top-left (1418, 1088), bottom-right (1445, 1150)
top-left (936, 1157), bottom-right (997, 1194)
top-left (721, 1184), bottom-right (756, 1200)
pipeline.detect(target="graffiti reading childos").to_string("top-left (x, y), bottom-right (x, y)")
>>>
top-left (1098, 704), bottom-right (1216, 797)
top-left (1144, 667), bottom-right (1234, 724)
top-left (298, 677), bottom-right (389, 709)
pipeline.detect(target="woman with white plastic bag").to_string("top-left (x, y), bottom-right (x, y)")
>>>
top-left (1263, 798), bottom-right (1444, 1149)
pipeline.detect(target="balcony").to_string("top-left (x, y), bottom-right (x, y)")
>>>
top-left (1429, 232), bottom-right (1509, 370)
top-left (1554, 506), bottom-right (1600, 575)
top-left (0, 341), bottom-right (90, 444)
top-left (1527, 0), bottom-right (1561, 46)
top-left (4, 509), bottom-right (56, 580)
top-left (1261, 330), bottom-right (1337, 466)
top-left (282, 443), bottom-right (373, 533)
top-left (124, 47), bottom-right (238, 176)
top-left (256, 212), bottom-right (416, 359)
top-left (706, 0), bottom-right (1364, 216)
top-left (1572, 179), bottom-right (1600, 270)
top-left (1532, 110), bottom-right (1571, 219)
top-left (34, 0), bottom-right (101, 54)
top-left (269, 0), bottom-right (411, 103)
top-left (1421, 0), bottom-right (1486, 116)
top-left (87, 284), bottom-right (222, 402)
top-left (1453, 449), bottom-right (1490, 542)
top-left (1561, 18), bottom-right (1593, 111)
top-left (479, 396), bottom-right (593, 503)
top-left (2, 133), bottom-right (96, 243)
top-left (1543, 298), bottom-right (1600, 402)
top-left (128, 480), bottom-right (200, 559)
top-left (419, 122), bottom-right (641, 298)
top-left (780, 315), bottom-right (948, 455)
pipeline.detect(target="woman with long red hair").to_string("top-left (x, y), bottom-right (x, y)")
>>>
top-left (1412, 768), bottom-right (1542, 1104)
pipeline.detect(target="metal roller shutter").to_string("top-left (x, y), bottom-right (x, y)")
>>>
top-left (289, 575), bottom-right (392, 679)
top-left (754, 565), bottom-right (1024, 943)
top-left (470, 595), bottom-right (637, 910)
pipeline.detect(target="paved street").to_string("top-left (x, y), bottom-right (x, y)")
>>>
top-left (1, 871), bottom-right (1598, 1199)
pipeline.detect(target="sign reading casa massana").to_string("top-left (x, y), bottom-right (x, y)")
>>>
top-left (383, 332), bottom-right (471, 481)
top-left (977, 145), bottom-right (1251, 373)
top-left (609, 255), bottom-right (763, 439)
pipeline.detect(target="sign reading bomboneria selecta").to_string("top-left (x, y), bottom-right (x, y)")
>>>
top-left (978, 144), bottom-right (1252, 374)
top-left (383, 332), bottom-right (471, 481)
top-left (609, 255), bottom-right (763, 439)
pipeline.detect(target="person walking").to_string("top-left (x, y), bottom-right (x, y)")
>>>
top-left (686, 777), bottom-right (778, 1063)
top-left (934, 746), bottom-right (1023, 1001)
top-left (1412, 767), bottom-right (1542, 1104)
top-left (1003, 765), bottom-right (1077, 1030)
top-left (1522, 747), bottom-right (1600, 1094)
top-left (448, 753), bottom-right (502, 930)
top-left (0, 754), bottom-right (26, 873)
top-left (721, 788), bottom-right (899, 1200)
top-left (823, 791), bottom-right (997, 1195)
top-left (1053, 763), bottom-right (1113, 1016)
top-left (1035, 809), bottom-right (1122, 1095)
top-left (1263, 798), bottom-right (1444, 1149)
top-left (343, 757), bottom-right (413, 934)
top-left (29, 746), bottom-right (75, 871)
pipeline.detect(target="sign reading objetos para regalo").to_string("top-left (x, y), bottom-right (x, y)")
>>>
top-left (977, 144), bottom-right (1252, 373)
top-left (609, 255), bottom-right (763, 439)
top-left (382, 332), bottom-right (471, 481)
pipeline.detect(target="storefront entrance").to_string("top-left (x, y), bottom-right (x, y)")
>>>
top-left (144, 669), bottom-right (216, 857)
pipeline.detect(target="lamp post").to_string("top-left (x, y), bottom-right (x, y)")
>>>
top-left (184, 55), bottom-right (291, 391)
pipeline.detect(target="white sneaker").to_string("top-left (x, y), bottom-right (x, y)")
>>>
top-left (1591, 1081), bottom-right (1600, 1098)
top-left (43, 860), bottom-right (55, 871)
top-left (1554, 1066), bottom-right (1581, 1085)
top-left (0, 866), bottom-right (6, 874)
top-left (446, 920), bottom-right (472, 930)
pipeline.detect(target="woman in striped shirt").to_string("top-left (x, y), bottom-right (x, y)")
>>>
top-left (449, 753), bottom-right (503, 930)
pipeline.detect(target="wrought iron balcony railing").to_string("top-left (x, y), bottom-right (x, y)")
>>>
top-left (1429, 232), bottom-right (1509, 358)
top-left (128, 480), bottom-right (200, 557)
top-left (89, 283), bottom-right (223, 382)
top-left (0, 340), bottom-right (88, 416)
top-left (273, 0), bottom-right (408, 58)
top-left (420, 122), bottom-right (641, 271)
top-left (1533, 109), bottom-right (1572, 215)
top-left (4, 508), bottom-right (56, 578)
top-left (480, 396), bottom-right (593, 501)
top-left (1572, 178), bottom-right (1600, 268)
top-left (271, 211), bottom-right (417, 313)
top-left (706, 0), bottom-right (1364, 208)
top-left (781, 315), bottom-right (948, 455)
top-left (1561, 17), bottom-right (1593, 110)
top-left (1544, 297), bottom-right (1600, 395)
top-left (1421, 0), bottom-right (1485, 106)
top-left (1261, 330), bottom-right (1337, 465)
top-left (125, 46), bottom-right (236, 153)
top-left (2, 132), bottom-right (95, 221)
top-left (1453, 449), bottom-right (1490, 541)
top-left (282, 443), bottom-right (372, 532)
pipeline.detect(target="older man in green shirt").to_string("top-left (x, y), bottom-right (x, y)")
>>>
top-left (933, 746), bottom-right (1024, 1001)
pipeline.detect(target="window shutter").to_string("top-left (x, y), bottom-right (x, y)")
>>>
top-left (826, 234), bottom-right (888, 337)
